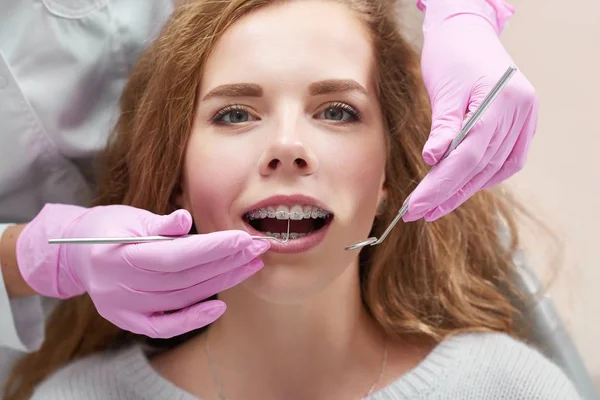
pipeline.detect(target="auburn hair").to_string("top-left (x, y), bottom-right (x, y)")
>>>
top-left (5, 0), bottom-right (537, 398)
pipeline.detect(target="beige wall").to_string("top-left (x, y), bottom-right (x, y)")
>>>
top-left (399, 0), bottom-right (600, 387)
top-left (503, 0), bottom-right (600, 386)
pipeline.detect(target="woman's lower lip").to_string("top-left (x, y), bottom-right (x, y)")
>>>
top-left (243, 220), bottom-right (331, 254)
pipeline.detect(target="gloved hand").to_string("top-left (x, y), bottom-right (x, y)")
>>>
top-left (404, 0), bottom-right (538, 222)
top-left (16, 204), bottom-right (269, 338)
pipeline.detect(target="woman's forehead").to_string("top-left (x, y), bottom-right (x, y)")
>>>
top-left (199, 0), bottom-right (376, 98)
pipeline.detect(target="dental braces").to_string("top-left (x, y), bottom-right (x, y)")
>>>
top-left (261, 232), bottom-right (309, 240)
top-left (246, 209), bottom-right (330, 220)
top-left (251, 218), bottom-right (291, 243)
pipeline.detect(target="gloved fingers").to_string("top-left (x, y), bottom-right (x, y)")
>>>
top-left (132, 258), bottom-right (264, 312)
top-left (481, 100), bottom-right (538, 190)
top-left (143, 209), bottom-right (193, 237)
top-left (125, 244), bottom-right (269, 291)
top-left (423, 142), bottom-right (505, 222)
top-left (420, 104), bottom-right (525, 221)
top-left (129, 300), bottom-right (226, 338)
top-left (404, 72), bottom-right (537, 223)
top-left (403, 108), bottom-right (499, 222)
top-left (423, 95), bottom-right (536, 221)
top-left (422, 87), bottom-right (470, 166)
top-left (124, 230), bottom-right (262, 272)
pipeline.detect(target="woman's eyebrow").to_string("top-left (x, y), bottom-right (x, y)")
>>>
top-left (309, 79), bottom-right (368, 96)
top-left (201, 79), bottom-right (368, 102)
top-left (202, 83), bottom-right (263, 101)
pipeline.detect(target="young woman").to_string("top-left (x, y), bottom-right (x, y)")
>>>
top-left (4, 0), bottom-right (577, 399)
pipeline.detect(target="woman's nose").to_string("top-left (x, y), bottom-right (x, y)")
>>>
top-left (259, 138), bottom-right (319, 177)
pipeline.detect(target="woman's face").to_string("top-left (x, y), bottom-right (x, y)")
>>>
top-left (178, 0), bottom-right (387, 303)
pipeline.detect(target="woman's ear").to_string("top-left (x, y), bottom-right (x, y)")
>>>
top-left (376, 188), bottom-right (388, 217)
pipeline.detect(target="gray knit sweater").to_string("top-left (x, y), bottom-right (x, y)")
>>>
top-left (29, 332), bottom-right (581, 399)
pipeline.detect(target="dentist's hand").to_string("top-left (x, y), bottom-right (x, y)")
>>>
top-left (404, 0), bottom-right (538, 222)
top-left (16, 204), bottom-right (269, 338)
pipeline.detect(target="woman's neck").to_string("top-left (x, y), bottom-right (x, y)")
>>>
top-left (151, 262), bottom-right (430, 400)
top-left (205, 263), bottom-right (385, 399)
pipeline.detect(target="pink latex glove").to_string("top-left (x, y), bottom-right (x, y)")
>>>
top-left (404, 0), bottom-right (539, 222)
top-left (16, 204), bottom-right (269, 338)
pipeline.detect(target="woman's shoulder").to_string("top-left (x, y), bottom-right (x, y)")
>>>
top-left (30, 344), bottom-right (192, 400)
top-left (433, 332), bottom-right (581, 399)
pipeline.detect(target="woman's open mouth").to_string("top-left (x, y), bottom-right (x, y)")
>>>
top-left (242, 204), bottom-right (334, 253)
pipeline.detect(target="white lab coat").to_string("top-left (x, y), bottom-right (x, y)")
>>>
top-left (0, 0), bottom-right (173, 390)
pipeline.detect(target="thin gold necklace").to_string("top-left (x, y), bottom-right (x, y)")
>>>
top-left (204, 330), bottom-right (388, 400)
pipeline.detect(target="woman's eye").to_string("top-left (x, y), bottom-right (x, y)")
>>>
top-left (222, 110), bottom-right (250, 123)
top-left (317, 103), bottom-right (360, 123)
top-left (212, 107), bottom-right (257, 125)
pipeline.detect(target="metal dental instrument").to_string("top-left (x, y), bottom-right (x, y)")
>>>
top-left (48, 219), bottom-right (291, 245)
top-left (345, 65), bottom-right (518, 251)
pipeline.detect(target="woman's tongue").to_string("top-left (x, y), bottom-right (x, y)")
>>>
top-left (259, 218), bottom-right (314, 234)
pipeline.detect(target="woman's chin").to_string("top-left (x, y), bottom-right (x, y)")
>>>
top-left (230, 237), bottom-right (362, 304)
top-left (238, 260), bottom-right (343, 305)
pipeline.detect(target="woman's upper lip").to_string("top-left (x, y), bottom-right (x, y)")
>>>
top-left (242, 194), bottom-right (332, 215)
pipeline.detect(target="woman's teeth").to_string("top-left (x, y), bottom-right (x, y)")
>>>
top-left (246, 205), bottom-right (330, 220)
top-left (264, 232), bottom-right (307, 239)
top-left (245, 204), bottom-right (331, 239)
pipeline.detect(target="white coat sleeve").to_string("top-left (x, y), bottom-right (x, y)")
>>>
top-left (0, 223), bottom-right (45, 352)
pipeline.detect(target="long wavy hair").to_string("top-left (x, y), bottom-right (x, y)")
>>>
top-left (5, 0), bottom-right (537, 398)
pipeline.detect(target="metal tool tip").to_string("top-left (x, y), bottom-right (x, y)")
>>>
top-left (344, 237), bottom-right (378, 251)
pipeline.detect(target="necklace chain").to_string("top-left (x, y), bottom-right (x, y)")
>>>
top-left (204, 330), bottom-right (387, 400)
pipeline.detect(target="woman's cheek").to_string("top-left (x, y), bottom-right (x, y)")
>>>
top-left (182, 145), bottom-right (249, 232)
